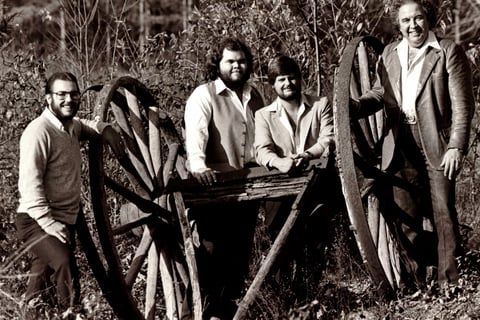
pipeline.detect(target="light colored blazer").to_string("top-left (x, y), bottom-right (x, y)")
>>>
top-left (255, 94), bottom-right (334, 168)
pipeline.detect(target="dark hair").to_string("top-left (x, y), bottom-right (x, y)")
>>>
top-left (267, 56), bottom-right (301, 85)
top-left (391, 0), bottom-right (437, 30)
top-left (206, 37), bottom-right (254, 81)
top-left (45, 72), bottom-right (79, 94)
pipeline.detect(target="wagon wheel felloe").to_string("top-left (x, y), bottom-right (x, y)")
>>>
top-left (333, 36), bottom-right (400, 298)
top-left (82, 76), bottom-right (200, 320)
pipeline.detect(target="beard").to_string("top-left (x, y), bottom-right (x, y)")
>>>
top-left (277, 85), bottom-right (301, 101)
top-left (278, 91), bottom-right (300, 101)
top-left (49, 101), bottom-right (79, 122)
top-left (280, 95), bottom-right (299, 102)
top-left (219, 71), bottom-right (250, 90)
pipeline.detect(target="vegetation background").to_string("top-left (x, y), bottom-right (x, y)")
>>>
top-left (1, 0), bottom-right (480, 319)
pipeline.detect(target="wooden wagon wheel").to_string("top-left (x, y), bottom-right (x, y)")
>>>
top-left (81, 76), bottom-right (201, 320)
top-left (333, 36), bottom-right (401, 298)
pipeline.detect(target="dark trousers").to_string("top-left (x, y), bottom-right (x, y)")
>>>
top-left (263, 167), bottom-right (340, 302)
top-left (16, 212), bottom-right (80, 310)
top-left (388, 123), bottom-right (460, 288)
top-left (190, 201), bottom-right (258, 320)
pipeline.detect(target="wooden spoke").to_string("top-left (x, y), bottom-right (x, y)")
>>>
top-left (333, 36), bottom-right (401, 298)
top-left (125, 228), bottom-right (153, 289)
top-left (124, 88), bottom-right (156, 181)
top-left (82, 75), bottom-right (340, 320)
top-left (82, 76), bottom-right (194, 320)
top-left (110, 91), bottom-right (156, 198)
top-left (145, 236), bottom-right (159, 320)
top-left (104, 176), bottom-right (171, 225)
top-left (148, 106), bottom-right (164, 189)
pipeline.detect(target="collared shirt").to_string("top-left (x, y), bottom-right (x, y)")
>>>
top-left (396, 31), bottom-right (441, 120)
top-left (17, 108), bottom-right (107, 229)
top-left (185, 78), bottom-right (260, 172)
top-left (274, 97), bottom-right (308, 154)
top-left (43, 107), bottom-right (109, 136)
top-left (44, 106), bottom-right (75, 135)
top-left (254, 94), bottom-right (334, 169)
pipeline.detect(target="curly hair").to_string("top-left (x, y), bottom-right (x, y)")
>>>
top-left (390, 0), bottom-right (437, 30)
top-left (205, 37), bottom-right (254, 81)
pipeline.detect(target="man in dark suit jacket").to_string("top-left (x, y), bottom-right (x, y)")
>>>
top-left (352, 0), bottom-right (475, 290)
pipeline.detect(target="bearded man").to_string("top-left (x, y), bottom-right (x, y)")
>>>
top-left (184, 37), bottom-right (265, 320)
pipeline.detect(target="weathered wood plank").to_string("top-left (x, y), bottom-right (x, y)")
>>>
top-left (166, 158), bottom-right (327, 206)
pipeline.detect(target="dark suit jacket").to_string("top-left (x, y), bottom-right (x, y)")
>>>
top-left (356, 36), bottom-right (475, 170)
top-left (254, 94), bottom-right (334, 168)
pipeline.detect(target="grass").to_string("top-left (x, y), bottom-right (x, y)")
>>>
top-left (1, 74), bottom-right (479, 320)
top-left (2, 163), bottom-right (480, 319)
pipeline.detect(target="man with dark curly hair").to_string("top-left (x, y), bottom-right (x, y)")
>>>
top-left (351, 0), bottom-right (475, 291)
top-left (184, 37), bottom-right (265, 320)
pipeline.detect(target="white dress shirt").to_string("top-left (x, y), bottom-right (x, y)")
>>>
top-left (396, 31), bottom-right (441, 122)
top-left (274, 98), bottom-right (308, 154)
top-left (184, 78), bottom-right (256, 172)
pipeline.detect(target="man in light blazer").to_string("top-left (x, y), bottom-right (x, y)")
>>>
top-left (254, 55), bottom-right (336, 303)
top-left (351, 0), bottom-right (475, 291)
top-left (255, 56), bottom-right (334, 172)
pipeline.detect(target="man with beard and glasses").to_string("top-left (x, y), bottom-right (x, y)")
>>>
top-left (183, 37), bottom-right (265, 320)
top-left (350, 0), bottom-right (475, 292)
top-left (16, 72), bottom-right (124, 318)
top-left (255, 56), bottom-right (336, 303)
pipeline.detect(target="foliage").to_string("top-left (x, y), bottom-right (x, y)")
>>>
top-left (0, 50), bottom-right (46, 214)
top-left (1, 0), bottom-right (480, 319)
top-left (0, 11), bottom-right (14, 48)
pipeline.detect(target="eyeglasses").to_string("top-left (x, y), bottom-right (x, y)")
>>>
top-left (51, 91), bottom-right (81, 100)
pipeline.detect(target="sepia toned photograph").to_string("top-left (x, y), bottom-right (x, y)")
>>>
top-left (1, 0), bottom-right (479, 319)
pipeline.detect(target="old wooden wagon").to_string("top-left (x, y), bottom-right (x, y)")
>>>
top-left (77, 36), bottom-right (401, 319)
